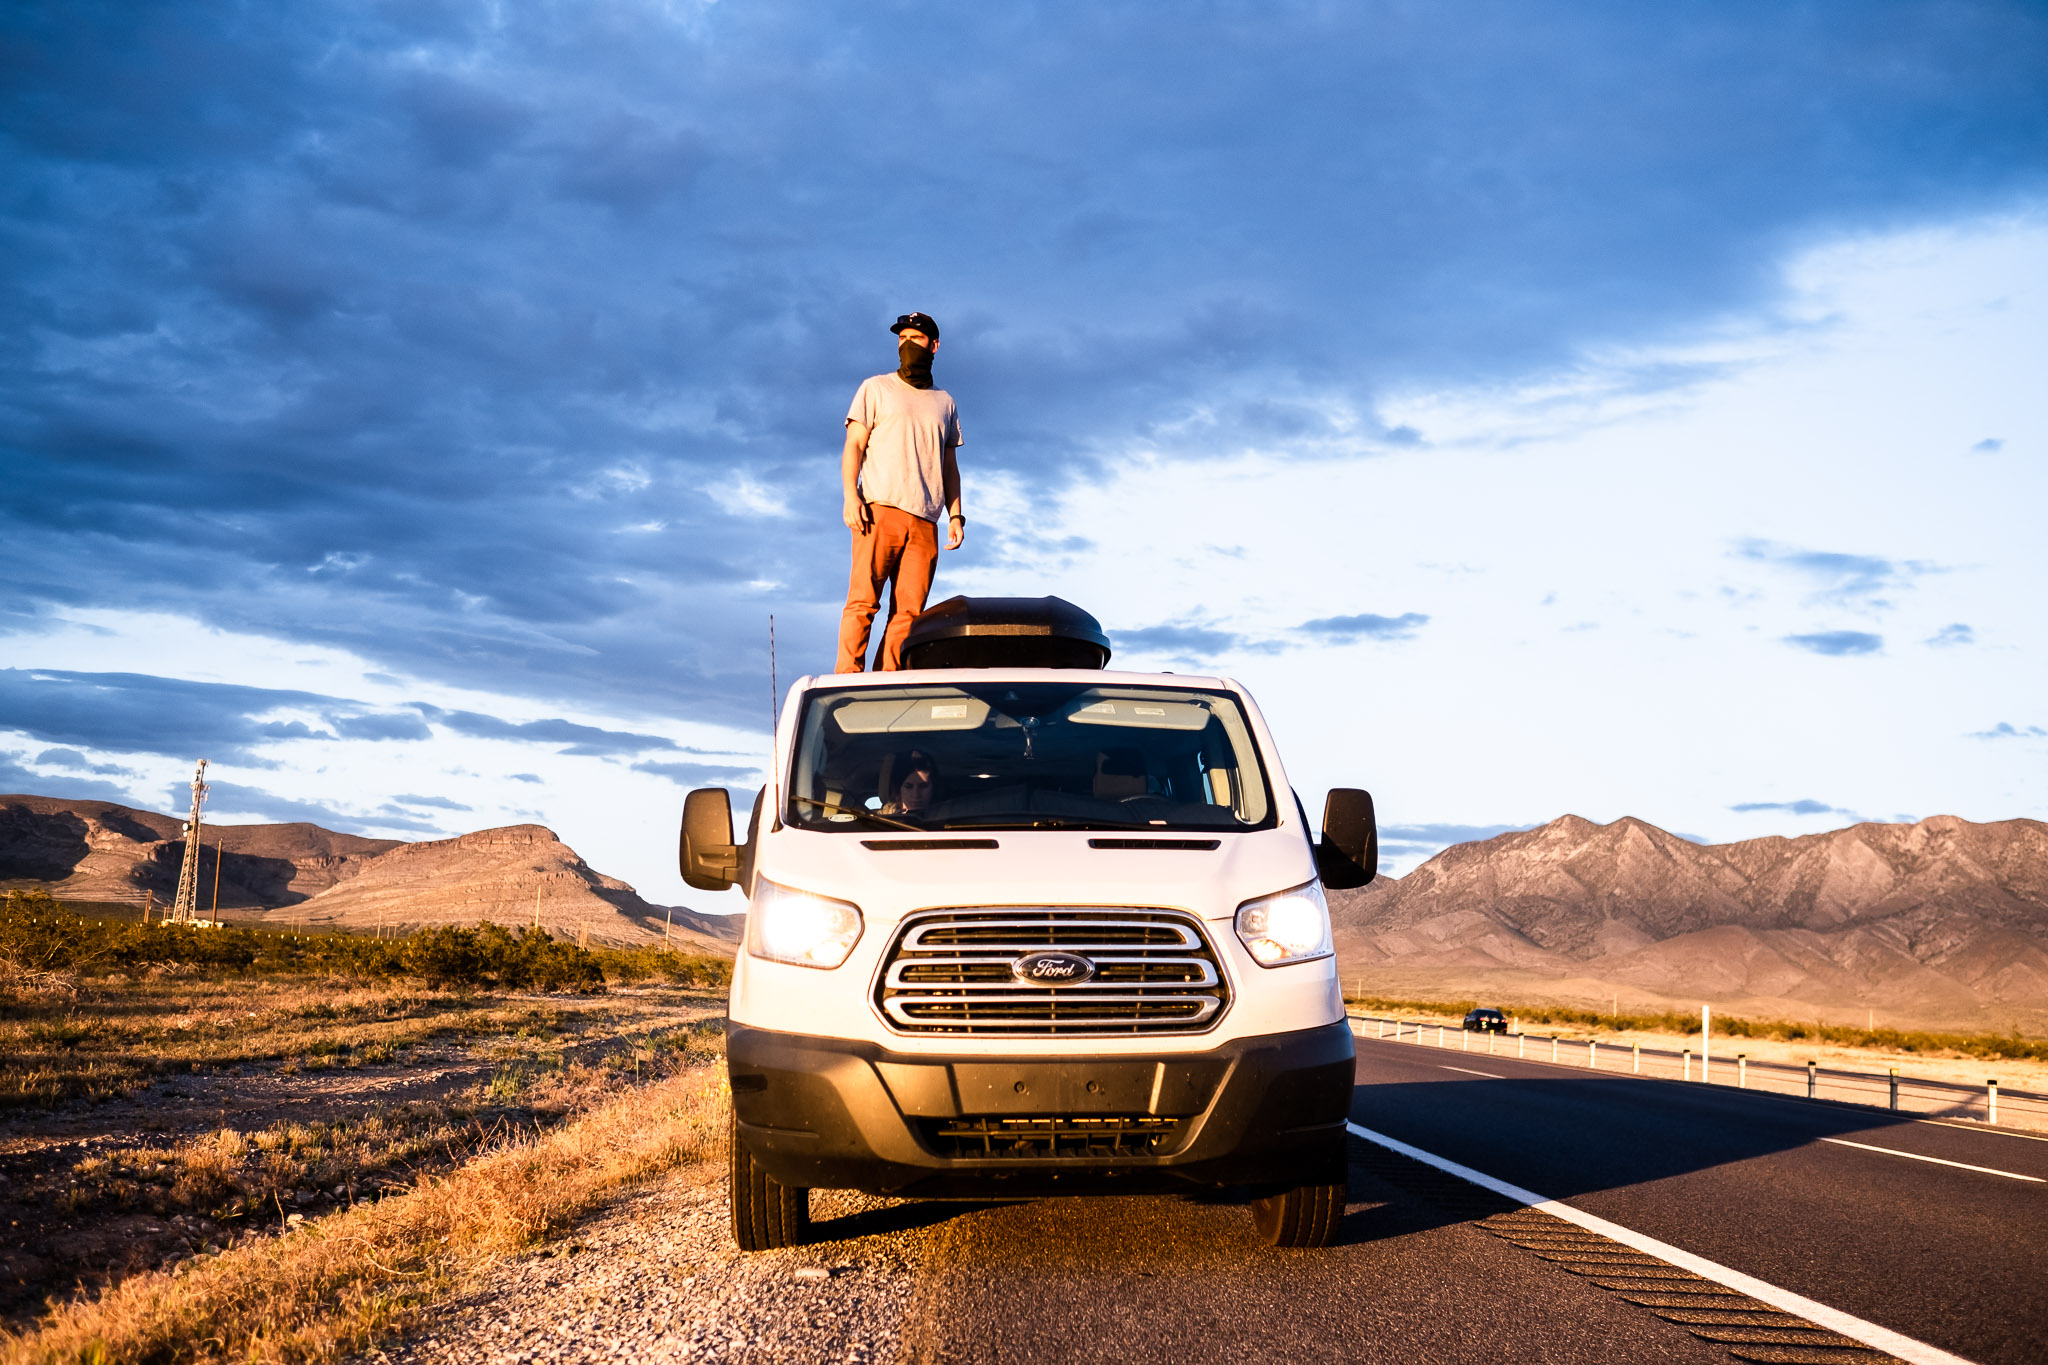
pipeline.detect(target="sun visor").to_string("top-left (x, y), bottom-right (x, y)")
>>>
top-left (828, 694), bottom-right (992, 733)
top-left (900, 595), bottom-right (1112, 670)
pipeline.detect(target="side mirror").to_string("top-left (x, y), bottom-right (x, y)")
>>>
top-left (680, 788), bottom-right (740, 891)
top-left (1316, 788), bottom-right (1378, 890)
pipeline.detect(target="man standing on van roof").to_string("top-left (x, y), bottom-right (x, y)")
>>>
top-left (836, 311), bottom-right (965, 673)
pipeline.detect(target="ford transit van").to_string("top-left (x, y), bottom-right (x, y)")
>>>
top-left (680, 597), bottom-right (1376, 1250)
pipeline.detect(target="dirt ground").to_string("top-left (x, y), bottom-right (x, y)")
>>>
top-left (0, 981), bottom-right (723, 1331)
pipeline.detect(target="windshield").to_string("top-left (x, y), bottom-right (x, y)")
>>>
top-left (786, 681), bottom-right (1275, 833)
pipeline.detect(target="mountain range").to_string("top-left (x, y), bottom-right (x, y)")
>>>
top-left (1329, 813), bottom-right (2048, 1033)
top-left (0, 794), bottom-right (738, 954)
top-left (11, 793), bottom-right (2045, 1023)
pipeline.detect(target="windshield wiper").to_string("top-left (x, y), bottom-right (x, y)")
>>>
top-left (789, 795), bottom-right (926, 833)
top-left (934, 813), bottom-right (1163, 831)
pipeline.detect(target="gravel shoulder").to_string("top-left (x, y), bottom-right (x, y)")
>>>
top-left (366, 1171), bottom-right (926, 1365)
top-left (364, 1148), bottom-right (1741, 1365)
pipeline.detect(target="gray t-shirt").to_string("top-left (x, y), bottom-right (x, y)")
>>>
top-left (846, 373), bottom-right (962, 524)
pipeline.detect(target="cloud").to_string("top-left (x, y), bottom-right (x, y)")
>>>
top-left (1734, 540), bottom-right (1939, 610)
top-left (1297, 612), bottom-right (1430, 643)
top-left (1925, 623), bottom-right (1974, 647)
top-left (412, 705), bottom-right (680, 757)
top-left (390, 793), bottom-right (473, 812)
top-left (2, 4), bottom-right (2041, 735)
top-left (33, 748), bottom-right (139, 777)
top-left (631, 760), bottom-right (762, 788)
top-left (1783, 630), bottom-right (1882, 656)
top-left (194, 780), bottom-right (441, 835)
top-left (1969, 722), bottom-right (2047, 740)
top-left (1115, 623), bottom-right (1244, 659)
top-left (330, 712), bottom-right (434, 741)
top-left (0, 751), bottom-right (140, 805)
top-left (1730, 799), bottom-right (1845, 816)
top-left (0, 668), bottom-right (422, 764)
top-left (1972, 438), bottom-right (2004, 452)
top-left (509, 772), bottom-right (543, 784)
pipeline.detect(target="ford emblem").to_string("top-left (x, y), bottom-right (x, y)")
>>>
top-left (1012, 950), bottom-right (1095, 986)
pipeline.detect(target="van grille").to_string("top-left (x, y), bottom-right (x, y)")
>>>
top-left (876, 908), bottom-right (1229, 1035)
top-left (920, 1115), bottom-right (1185, 1159)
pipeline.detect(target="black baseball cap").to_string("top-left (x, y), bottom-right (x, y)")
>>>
top-left (890, 312), bottom-right (940, 339)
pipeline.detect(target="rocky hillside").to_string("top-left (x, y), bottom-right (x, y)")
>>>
top-left (0, 794), bottom-right (739, 955)
top-left (0, 795), bottom-right (400, 908)
top-left (259, 824), bottom-right (737, 953)
top-left (1330, 814), bottom-right (2048, 1032)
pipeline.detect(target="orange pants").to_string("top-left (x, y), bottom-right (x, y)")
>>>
top-left (837, 503), bottom-right (937, 672)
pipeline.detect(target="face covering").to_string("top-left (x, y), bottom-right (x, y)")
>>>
top-left (897, 338), bottom-right (934, 389)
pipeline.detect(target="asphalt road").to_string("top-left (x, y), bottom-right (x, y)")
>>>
top-left (391, 1033), bottom-right (2044, 1363)
top-left (1347, 1032), bottom-right (2048, 1365)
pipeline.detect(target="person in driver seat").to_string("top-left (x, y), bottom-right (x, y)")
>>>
top-left (880, 750), bottom-right (939, 817)
top-left (1093, 748), bottom-right (1152, 801)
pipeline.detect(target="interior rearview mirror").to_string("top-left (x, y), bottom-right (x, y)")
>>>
top-left (680, 788), bottom-right (741, 891)
top-left (1316, 787), bottom-right (1377, 890)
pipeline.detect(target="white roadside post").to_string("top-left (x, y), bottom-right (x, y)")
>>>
top-left (1518, 1033), bottom-right (1526, 1060)
top-left (1738, 1055), bottom-right (1747, 1089)
top-left (1701, 1005), bottom-right (1711, 1084)
top-left (1889, 1068), bottom-right (1900, 1112)
top-left (1589, 1039), bottom-right (1598, 1070)
top-left (1989, 1080), bottom-right (1999, 1125)
top-left (1462, 1026), bottom-right (1469, 1052)
top-left (1684, 1049), bottom-right (1692, 1082)
top-left (1633, 1042), bottom-right (1641, 1074)
top-left (1551, 1036), bottom-right (1559, 1063)
top-left (1807, 1060), bottom-right (1817, 1099)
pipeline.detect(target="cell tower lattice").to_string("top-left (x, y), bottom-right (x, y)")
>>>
top-left (170, 759), bottom-right (210, 925)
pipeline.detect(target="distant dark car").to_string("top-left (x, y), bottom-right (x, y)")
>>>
top-left (1463, 1008), bottom-right (1508, 1033)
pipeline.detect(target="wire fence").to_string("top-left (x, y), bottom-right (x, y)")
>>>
top-left (1347, 1012), bottom-right (2048, 1131)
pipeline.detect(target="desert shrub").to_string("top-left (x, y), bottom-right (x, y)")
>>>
top-left (394, 924), bottom-right (606, 993)
top-left (589, 945), bottom-right (733, 990)
top-left (7, 894), bottom-right (719, 997)
top-left (1, 888), bottom-right (115, 975)
top-left (471, 924), bottom-right (606, 992)
top-left (401, 926), bottom-right (489, 989)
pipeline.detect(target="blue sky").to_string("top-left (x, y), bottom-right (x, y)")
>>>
top-left (3, 2), bottom-right (2045, 904)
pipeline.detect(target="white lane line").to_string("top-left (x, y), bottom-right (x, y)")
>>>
top-left (1345, 1120), bottom-right (1977, 1365)
top-left (1440, 1066), bottom-right (1506, 1079)
top-left (1818, 1136), bottom-right (2044, 1183)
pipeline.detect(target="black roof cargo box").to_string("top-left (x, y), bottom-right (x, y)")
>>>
top-left (900, 595), bottom-right (1112, 670)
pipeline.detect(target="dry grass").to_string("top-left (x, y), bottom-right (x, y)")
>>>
top-left (1347, 992), bottom-right (2048, 1096)
top-left (70, 1080), bottom-right (561, 1228)
top-left (4, 1056), bottom-right (731, 1364)
top-left (0, 975), bottom-right (682, 1109)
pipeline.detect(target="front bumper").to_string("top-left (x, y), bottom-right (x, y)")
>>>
top-left (727, 1020), bottom-right (1355, 1197)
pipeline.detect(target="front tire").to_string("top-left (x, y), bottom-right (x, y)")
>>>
top-left (730, 1109), bottom-right (810, 1250)
top-left (1251, 1181), bottom-right (1345, 1247)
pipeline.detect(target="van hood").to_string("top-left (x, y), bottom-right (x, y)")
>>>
top-left (751, 824), bottom-right (1317, 923)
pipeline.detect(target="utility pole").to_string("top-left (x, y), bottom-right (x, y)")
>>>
top-left (769, 614), bottom-right (779, 733)
top-left (170, 760), bottom-right (209, 925)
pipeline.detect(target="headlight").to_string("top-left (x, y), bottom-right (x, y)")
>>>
top-left (748, 878), bottom-right (863, 969)
top-left (1234, 880), bottom-right (1332, 967)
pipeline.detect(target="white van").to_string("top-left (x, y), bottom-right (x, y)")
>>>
top-left (680, 597), bottom-right (1377, 1250)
